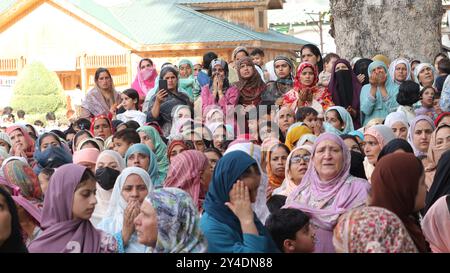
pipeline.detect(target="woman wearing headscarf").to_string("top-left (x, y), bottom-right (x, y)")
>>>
top-left (73, 148), bottom-right (100, 173)
top-left (284, 124), bottom-right (312, 150)
top-left (3, 160), bottom-right (43, 202)
top-left (200, 151), bottom-right (279, 253)
top-left (328, 59), bottom-right (362, 128)
top-left (274, 106), bottom-right (295, 143)
top-left (137, 126), bottom-right (169, 181)
top-left (424, 124), bottom-right (450, 189)
top-left (323, 106), bottom-right (354, 135)
top-left (360, 61), bottom-right (400, 126)
top-left (134, 187), bottom-right (208, 253)
top-left (377, 138), bottom-right (414, 161)
top-left (363, 124), bottom-right (396, 181)
top-left (6, 125), bottom-right (35, 166)
top-left (384, 111), bottom-right (409, 140)
top-left (0, 187), bottom-right (28, 253)
top-left (353, 58), bottom-right (373, 85)
top-left (170, 105), bottom-right (192, 135)
top-left (388, 58), bottom-right (411, 88)
top-left (91, 150), bottom-right (125, 226)
top-left (233, 56), bottom-right (266, 107)
top-left (333, 206), bottom-right (418, 253)
top-left (284, 133), bottom-right (370, 253)
top-left (413, 63), bottom-right (436, 88)
top-left (282, 62), bottom-right (333, 115)
top-left (166, 139), bottom-right (189, 162)
top-left (265, 143), bottom-right (290, 199)
top-left (262, 56), bottom-right (295, 105)
top-left (369, 153), bottom-right (430, 252)
top-left (424, 150), bottom-right (450, 214)
top-left (33, 132), bottom-right (72, 175)
top-left (124, 144), bottom-right (162, 187)
top-left (28, 164), bottom-right (118, 253)
top-left (146, 66), bottom-right (193, 136)
top-left (273, 145), bottom-right (312, 197)
top-left (372, 54), bottom-right (390, 68)
top-left (97, 167), bottom-right (154, 253)
top-left (0, 132), bottom-right (12, 153)
top-left (178, 59), bottom-right (198, 101)
top-left (80, 68), bottom-right (121, 119)
top-left (131, 58), bottom-right (158, 103)
top-left (163, 150), bottom-right (211, 212)
top-left (421, 195), bottom-right (450, 253)
top-left (72, 130), bottom-right (94, 153)
top-left (90, 114), bottom-right (114, 140)
top-left (407, 115), bottom-right (435, 157)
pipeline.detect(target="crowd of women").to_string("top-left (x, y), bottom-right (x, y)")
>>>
top-left (0, 44), bottom-right (450, 253)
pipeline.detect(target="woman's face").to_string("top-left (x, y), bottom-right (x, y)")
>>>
top-left (325, 110), bottom-right (344, 131)
top-left (394, 63), bottom-right (408, 82)
top-left (313, 140), bottom-right (344, 181)
top-left (212, 64), bottom-right (226, 80)
top-left (289, 149), bottom-right (311, 185)
top-left (270, 146), bottom-right (288, 178)
top-left (72, 178), bottom-right (97, 220)
top-left (96, 155), bottom-right (120, 172)
top-left (421, 88), bottom-right (435, 107)
top-left (121, 174), bottom-right (148, 204)
top-left (413, 120), bottom-right (433, 153)
top-left (278, 108), bottom-right (295, 134)
top-left (9, 129), bottom-right (28, 151)
top-left (193, 64), bottom-right (202, 77)
top-left (179, 63), bottom-right (192, 78)
top-left (177, 108), bottom-right (191, 120)
top-left (301, 48), bottom-right (318, 65)
top-left (127, 152), bottom-right (150, 171)
top-left (0, 194), bottom-right (12, 246)
top-left (238, 172), bottom-right (261, 203)
top-left (300, 67), bottom-right (315, 86)
top-left (204, 151), bottom-right (220, 173)
top-left (93, 119), bottom-right (112, 140)
top-left (438, 115), bottom-right (450, 127)
top-left (138, 132), bottom-right (155, 151)
top-left (239, 62), bottom-right (254, 79)
top-left (96, 71), bottom-right (112, 91)
top-left (414, 171), bottom-right (427, 211)
top-left (163, 72), bottom-right (178, 91)
top-left (0, 140), bottom-right (10, 153)
top-left (121, 93), bottom-right (137, 111)
top-left (363, 135), bottom-right (381, 165)
top-left (434, 127), bottom-right (450, 161)
top-left (418, 67), bottom-right (434, 87)
top-left (134, 200), bottom-right (158, 247)
top-left (334, 62), bottom-right (348, 72)
top-left (213, 127), bottom-right (226, 150)
top-left (391, 121), bottom-right (408, 140)
top-left (210, 111), bottom-right (224, 124)
top-left (169, 144), bottom-right (186, 160)
top-left (343, 138), bottom-right (361, 154)
top-left (274, 60), bottom-right (291, 79)
top-left (235, 51), bottom-right (248, 63)
top-left (40, 134), bottom-right (60, 151)
top-left (434, 56), bottom-right (445, 71)
top-left (140, 60), bottom-right (152, 71)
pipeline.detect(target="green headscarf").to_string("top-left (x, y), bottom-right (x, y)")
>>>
top-left (125, 144), bottom-right (162, 187)
top-left (178, 59), bottom-right (196, 100)
top-left (136, 126), bottom-right (169, 181)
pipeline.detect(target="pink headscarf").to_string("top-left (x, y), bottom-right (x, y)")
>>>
top-left (131, 60), bottom-right (157, 98)
top-left (28, 164), bottom-right (102, 253)
top-left (73, 148), bottom-right (100, 165)
top-left (163, 150), bottom-right (209, 211)
top-left (421, 195), bottom-right (450, 253)
top-left (284, 133), bottom-right (370, 230)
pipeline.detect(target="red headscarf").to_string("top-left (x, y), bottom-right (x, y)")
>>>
top-left (89, 114), bottom-right (114, 137)
top-left (6, 125), bottom-right (35, 159)
top-left (293, 62), bottom-right (319, 90)
top-left (167, 140), bottom-right (189, 160)
top-left (434, 112), bottom-right (450, 127)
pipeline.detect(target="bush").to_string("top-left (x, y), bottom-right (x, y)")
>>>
top-left (11, 62), bottom-right (66, 115)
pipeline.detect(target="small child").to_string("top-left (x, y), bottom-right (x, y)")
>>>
top-left (251, 48), bottom-right (269, 82)
top-left (112, 128), bottom-right (141, 157)
top-left (318, 53), bottom-right (340, 87)
top-left (415, 86), bottom-right (436, 119)
top-left (265, 208), bottom-right (315, 253)
top-left (296, 107), bottom-right (321, 136)
top-left (116, 88), bottom-right (146, 126)
top-left (396, 80), bottom-right (420, 123)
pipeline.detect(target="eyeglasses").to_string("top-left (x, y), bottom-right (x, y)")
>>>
top-left (140, 63), bottom-right (152, 70)
top-left (291, 154), bottom-right (310, 164)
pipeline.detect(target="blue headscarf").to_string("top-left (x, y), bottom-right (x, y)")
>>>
top-left (33, 132), bottom-right (73, 175)
top-left (203, 150), bottom-right (265, 235)
top-left (124, 144), bottom-right (162, 187)
top-left (323, 106), bottom-right (355, 135)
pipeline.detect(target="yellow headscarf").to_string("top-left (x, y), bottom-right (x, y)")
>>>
top-left (285, 125), bottom-right (312, 150)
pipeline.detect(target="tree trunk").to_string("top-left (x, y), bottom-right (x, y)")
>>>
top-left (330, 0), bottom-right (443, 63)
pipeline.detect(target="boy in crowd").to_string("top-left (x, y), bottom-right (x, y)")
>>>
top-left (296, 107), bottom-right (321, 136)
top-left (251, 48), bottom-right (270, 82)
top-left (112, 128), bottom-right (141, 157)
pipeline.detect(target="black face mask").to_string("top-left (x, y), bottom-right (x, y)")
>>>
top-left (335, 70), bottom-right (354, 108)
top-left (95, 167), bottom-right (120, 191)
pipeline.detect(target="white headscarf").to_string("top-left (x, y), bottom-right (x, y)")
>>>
top-left (224, 142), bottom-right (270, 223)
top-left (384, 111), bottom-right (409, 128)
top-left (389, 58), bottom-right (411, 85)
top-left (413, 63), bottom-right (436, 88)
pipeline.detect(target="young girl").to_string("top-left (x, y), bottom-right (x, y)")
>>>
top-left (116, 89), bottom-right (147, 126)
top-left (415, 86), bottom-right (436, 119)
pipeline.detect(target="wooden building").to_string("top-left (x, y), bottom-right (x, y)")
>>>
top-left (0, 0), bottom-right (309, 93)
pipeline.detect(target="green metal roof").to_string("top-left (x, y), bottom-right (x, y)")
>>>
top-left (176, 0), bottom-right (257, 3)
top-left (65, 0), bottom-right (309, 46)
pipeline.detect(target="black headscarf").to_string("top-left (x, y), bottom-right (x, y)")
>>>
top-left (424, 150), bottom-right (450, 213)
top-left (377, 138), bottom-right (414, 161)
top-left (0, 187), bottom-right (28, 253)
top-left (353, 58), bottom-right (373, 86)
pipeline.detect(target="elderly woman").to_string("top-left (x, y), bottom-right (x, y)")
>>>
top-left (407, 115), bottom-right (435, 157)
top-left (389, 58), bottom-right (411, 88)
top-left (363, 124), bottom-right (395, 181)
top-left (91, 150), bottom-right (125, 226)
top-left (97, 167), bottom-right (154, 253)
top-left (360, 61), bottom-right (399, 126)
top-left (414, 63), bottom-right (436, 88)
top-left (262, 56), bottom-right (295, 105)
top-left (328, 59), bottom-right (362, 128)
top-left (200, 151), bottom-right (279, 253)
top-left (146, 66), bottom-right (193, 136)
top-left (284, 133), bottom-right (370, 253)
top-left (369, 153), bottom-right (430, 252)
top-left (80, 68), bottom-right (121, 119)
top-left (6, 125), bottom-right (35, 165)
top-left (134, 187), bottom-right (208, 253)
